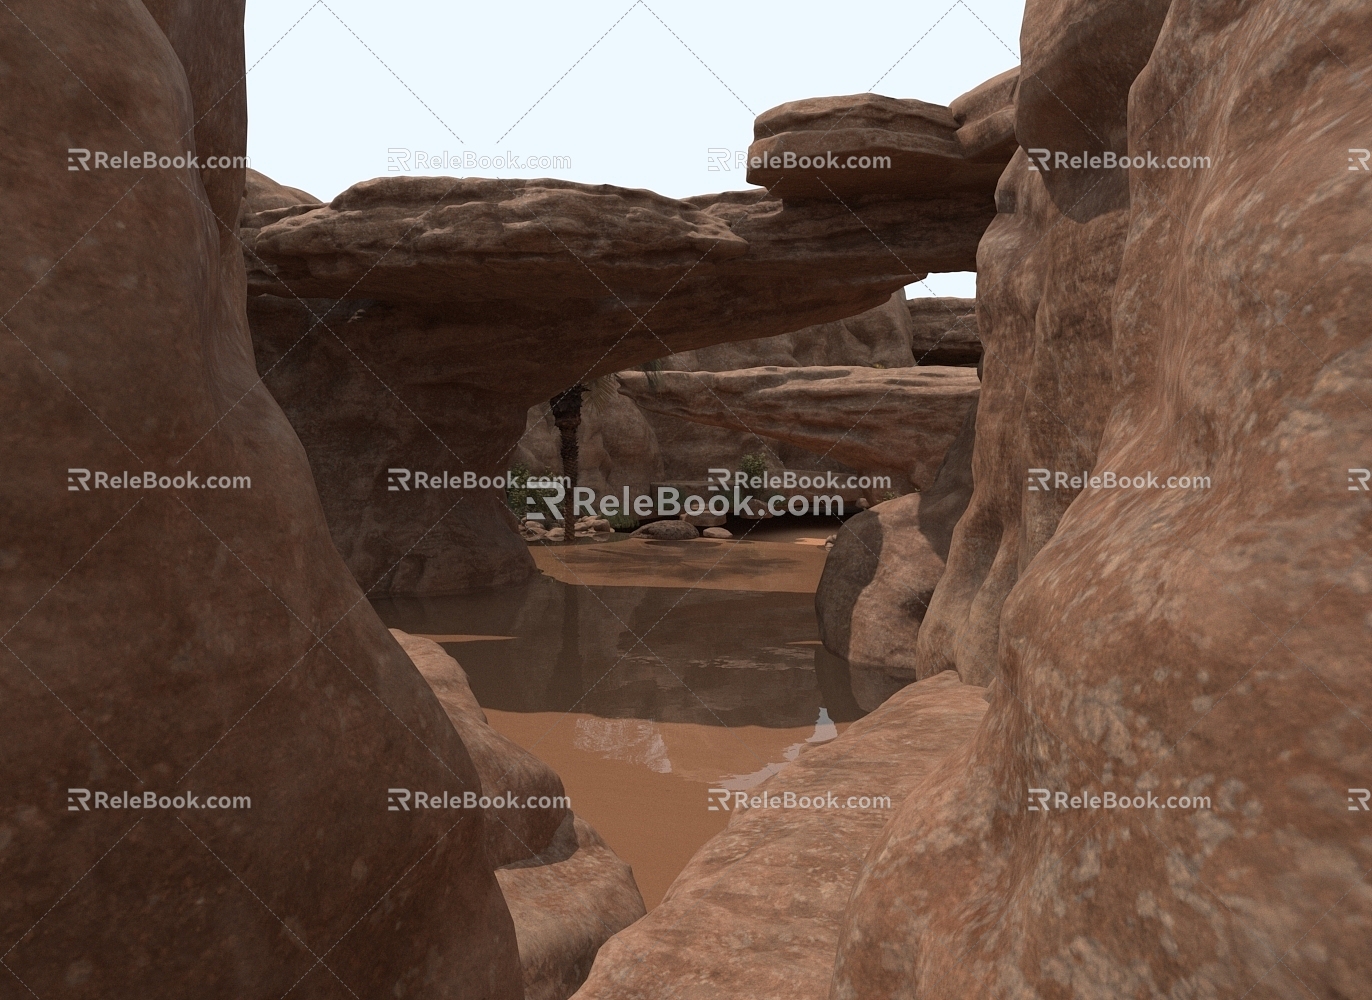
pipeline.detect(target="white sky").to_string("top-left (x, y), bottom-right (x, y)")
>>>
top-left (244, 1), bottom-right (1025, 299)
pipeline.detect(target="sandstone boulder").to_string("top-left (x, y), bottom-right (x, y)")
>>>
top-left (629, 520), bottom-right (699, 541)
top-left (746, 76), bottom-right (1017, 202)
top-left (815, 396), bottom-right (978, 709)
top-left (393, 630), bottom-right (568, 866)
top-left (499, 816), bottom-right (647, 1000)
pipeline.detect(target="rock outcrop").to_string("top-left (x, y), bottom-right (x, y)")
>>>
top-left (244, 74), bottom-right (1016, 593)
top-left (908, 296), bottom-right (981, 365)
top-left (814, 396), bottom-right (978, 708)
top-left (833, 1), bottom-right (1372, 997)
top-left (2, 5), bottom-right (519, 997)
top-left (619, 365), bottom-right (978, 492)
top-left (746, 68), bottom-right (1017, 201)
top-left (662, 290), bottom-right (917, 372)
top-left (573, 671), bottom-right (987, 1000)
top-left (393, 632), bottom-right (645, 1000)
top-left (516, 291), bottom-right (929, 495)
top-left (499, 816), bottom-right (647, 1000)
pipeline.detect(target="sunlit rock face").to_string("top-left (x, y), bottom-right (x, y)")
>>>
top-left (833, 1), bottom-right (1372, 997)
top-left (1, 4), bottom-right (520, 998)
top-left (241, 73), bottom-right (1014, 594)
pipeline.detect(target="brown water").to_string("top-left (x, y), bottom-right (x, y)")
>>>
top-left (372, 531), bottom-right (864, 908)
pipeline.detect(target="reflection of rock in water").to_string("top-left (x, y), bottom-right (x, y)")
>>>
top-left (572, 718), bottom-right (673, 774)
top-left (374, 577), bottom-right (843, 727)
top-left (718, 705), bottom-right (841, 791)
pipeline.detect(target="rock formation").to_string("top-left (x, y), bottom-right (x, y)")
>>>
top-left (2, 4), bottom-right (520, 997)
top-left (662, 290), bottom-right (919, 372)
top-left (833, 1), bottom-right (1372, 997)
top-left (514, 291), bottom-right (929, 498)
top-left (573, 671), bottom-right (987, 1000)
top-left (619, 365), bottom-right (978, 493)
top-left (909, 296), bottom-right (981, 365)
top-left (243, 73), bottom-right (1016, 593)
top-left (575, 0), bottom-right (1372, 995)
top-left (517, 391), bottom-right (664, 500)
top-left (814, 397), bottom-right (978, 708)
top-left (394, 632), bottom-right (645, 1000)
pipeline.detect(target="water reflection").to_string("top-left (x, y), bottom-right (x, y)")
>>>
top-left (373, 575), bottom-right (865, 727)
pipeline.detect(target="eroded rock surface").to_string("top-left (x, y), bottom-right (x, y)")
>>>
top-left (1, 5), bottom-right (519, 997)
top-left (574, 671), bottom-right (987, 1000)
top-left (620, 365), bottom-right (978, 492)
top-left (499, 816), bottom-right (647, 1000)
top-left (909, 295), bottom-right (981, 365)
top-left (393, 632), bottom-right (645, 1000)
top-left (243, 75), bottom-right (1015, 593)
top-left (516, 291), bottom-right (920, 495)
top-left (662, 290), bottom-right (916, 371)
top-left (833, 1), bottom-right (1372, 997)
top-left (815, 396), bottom-right (978, 709)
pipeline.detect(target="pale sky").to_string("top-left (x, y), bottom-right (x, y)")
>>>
top-left (244, 1), bottom-right (1025, 299)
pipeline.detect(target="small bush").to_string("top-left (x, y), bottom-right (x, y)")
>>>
top-left (740, 452), bottom-right (768, 482)
top-left (506, 463), bottom-right (530, 516)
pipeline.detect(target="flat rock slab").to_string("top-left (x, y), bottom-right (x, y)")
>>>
top-left (620, 365), bottom-right (978, 490)
top-left (573, 671), bottom-right (986, 999)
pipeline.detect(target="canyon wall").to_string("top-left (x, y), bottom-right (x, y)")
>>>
top-left (832, 0), bottom-right (1372, 995)
top-left (1, 4), bottom-right (522, 996)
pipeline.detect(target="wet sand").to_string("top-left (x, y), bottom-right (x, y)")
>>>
top-left (371, 517), bottom-right (863, 909)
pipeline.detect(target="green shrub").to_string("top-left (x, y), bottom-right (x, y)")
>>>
top-left (506, 463), bottom-right (530, 517)
top-left (605, 513), bottom-right (639, 532)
